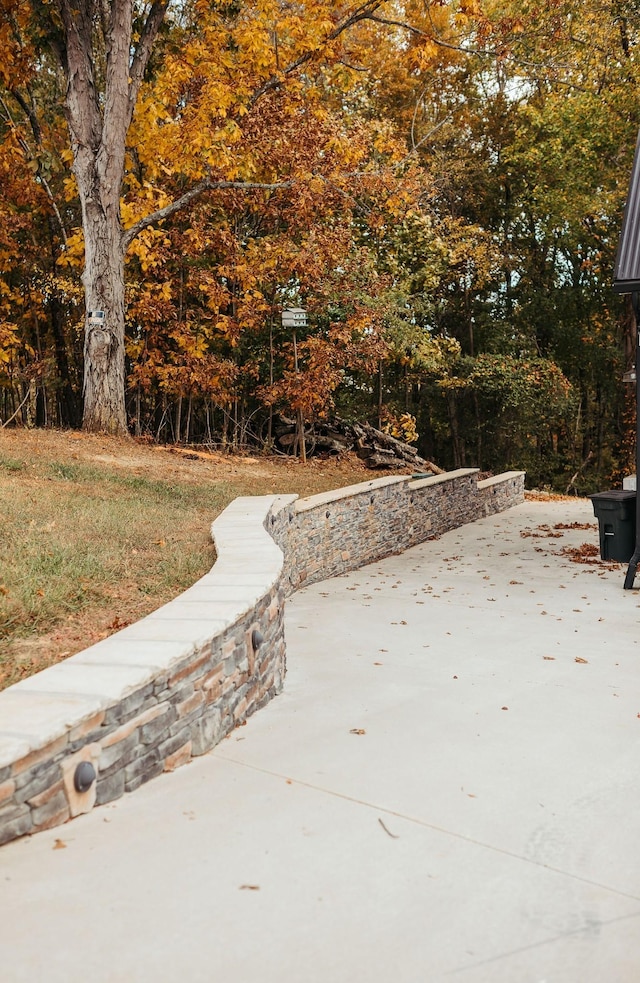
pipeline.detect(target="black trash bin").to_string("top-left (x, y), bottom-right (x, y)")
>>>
top-left (589, 490), bottom-right (636, 562)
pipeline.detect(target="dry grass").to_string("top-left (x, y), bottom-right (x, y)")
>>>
top-left (0, 427), bottom-right (406, 689)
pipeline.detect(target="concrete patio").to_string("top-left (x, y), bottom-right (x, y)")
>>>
top-left (1, 497), bottom-right (639, 982)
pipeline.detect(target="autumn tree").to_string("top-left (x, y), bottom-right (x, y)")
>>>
top-left (358, 0), bottom-right (640, 486)
top-left (1, 0), bottom-right (395, 434)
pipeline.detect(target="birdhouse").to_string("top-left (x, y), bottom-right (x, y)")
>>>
top-left (281, 308), bottom-right (307, 328)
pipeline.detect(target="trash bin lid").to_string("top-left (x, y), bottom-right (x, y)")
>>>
top-left (589, 490), bottom-right (636, 502)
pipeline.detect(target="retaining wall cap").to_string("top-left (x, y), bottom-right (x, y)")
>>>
top-left (7, 661), bottom-right (159, 704)
top-left (196, 571), bottom-right (277, 587)
top-left (295, 475), bottom-right (407, 512)
top-left (270, 494), bottom-right (298, 514)
top-left (218, 494), bottom-right (277, 513)
top-left (211, 496), bottom-right (284, 548)
top-left (408, 468), bottom-right (479, 490)
top-left (110, 616), bottom-right (230, 644)
top-left (149, 598), bottom-right (259, 624)
top-left (71, 638), bottom-right (196, 670)
top-left (159, 584), bottom-right (261, 605)
top-left (477, 471), bottom-right (525, 489)
top-left (0, 734), bottom-right (32, 770)
top-left (0, 689), bottom-right (106, 751)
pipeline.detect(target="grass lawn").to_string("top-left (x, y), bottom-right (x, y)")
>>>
top-left (0, 427), bottom-right (403, 690)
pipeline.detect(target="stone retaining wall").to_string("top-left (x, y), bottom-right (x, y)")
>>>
top-left (272, 469), bottom-right (524, 592)
top-left (0, 468), bottom-right (524, 846)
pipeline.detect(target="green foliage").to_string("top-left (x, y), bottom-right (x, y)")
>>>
top-left (468, 355), bottom-right (573, 421)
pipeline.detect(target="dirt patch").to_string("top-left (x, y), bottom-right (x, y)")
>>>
top-left (0, 426), bottom-right (395, 492)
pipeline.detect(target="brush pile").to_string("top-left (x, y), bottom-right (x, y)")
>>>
top-left (273, 417), bottom-right (443, 473)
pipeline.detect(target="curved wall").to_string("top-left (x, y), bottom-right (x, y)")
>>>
top-left (0, 468), bottom-right (524, 845)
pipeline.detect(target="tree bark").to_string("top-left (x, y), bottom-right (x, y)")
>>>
top-left (53, 0), bottom-right (168, 435)
top-left (81, 216), bottom-right (128, 433)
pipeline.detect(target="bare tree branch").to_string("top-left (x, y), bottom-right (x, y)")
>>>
top-left (122, 178), bottom-right (293, 248)
top-left (128, 1), bottom-right (170, 119)
top-left (367, 14), bottom-right (491, 57)
top-left (249, 0), bottom-right (387, 108)
top-left (3, 91), bottom-right (69, 245)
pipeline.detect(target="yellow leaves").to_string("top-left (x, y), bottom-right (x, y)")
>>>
top-left (0, 322), bottom-right (19, 363)
top-left (383, 413), bottom-right (419, 444)
top-left (307, 175), bottom-right (325, 195)
top-left (58, 231), bottom-right (85, 270)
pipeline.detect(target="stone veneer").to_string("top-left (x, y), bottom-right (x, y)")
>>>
top-left (0, 467), bottom-right (524, 845)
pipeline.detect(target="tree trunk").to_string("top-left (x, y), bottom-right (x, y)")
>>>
top-left (55, 0), bottom-right (166, 436)
top-left (80, 208), bottom-right (128, 433)
top-left (446, 390), bottom-right (465, 468)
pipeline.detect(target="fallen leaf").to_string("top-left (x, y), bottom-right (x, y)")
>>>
top-left (501, 706), bottom-right (509, 710)
top-left (543, 656), bottom-right (556, 661)
top-left (239, 884), bottom-right (260, 891)
top-left (350, 728), bottom-right (366, 735)
top-left (109, 616), bottom-right (130, 630)
top-left (53, 839), bottom-right (66, 850)
top-left (575, 657), bottom-right (588, 664)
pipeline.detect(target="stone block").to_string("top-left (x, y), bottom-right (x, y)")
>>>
top-left (154, 677), bottom-right (197, 705)
top-left (168, 651), bottom-right (211, 688)
top-left (95, 771), bottom-right (125, 806)
top-left (27, 778), bottom-right (64, 809)
top-left (31, 788), bottom-right (69, 829)
top-left (0, 803), bottom-right (33, 845)
top-left (15, 761), bottom-right (62, 804)
top-left (139, 706), bottom-right (175, 745)
top-left (200, 666), bottom-right (223, 695)
top-left (99, 732), bottom-right (140, 774)
top-left (0, 778), bottom-right (15, 807)
top-left (164, 741), bottom-right (192, 772)
top-left (100, 702), bottom-right (166, 750)
top-left (233, 696), bottom-right (249, 722)
top-left (157, 728), bottom-right (191, 761)
top-left (176, 690), bottom-right (205, 719)
top-left (124, 749), bottom-right (163, 793)
top-left (190, 709), bottom-right (222, 756)
top-left (12, 734), bottom-right (68, 778)
top-left (102, 685), bottom-right (155, 726)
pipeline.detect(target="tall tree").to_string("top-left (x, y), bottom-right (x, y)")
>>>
top-left (8, 0), bottom-right (387, 433)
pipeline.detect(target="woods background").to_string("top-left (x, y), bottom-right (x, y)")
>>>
top-left (0, 0), bottom-right (638, 493)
